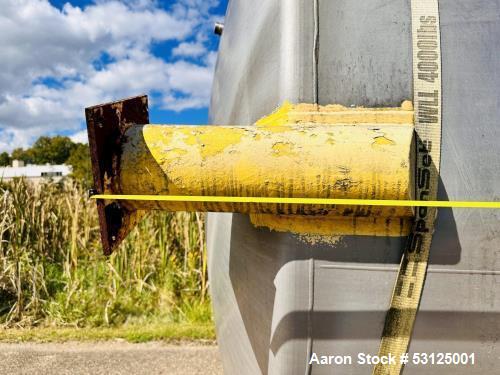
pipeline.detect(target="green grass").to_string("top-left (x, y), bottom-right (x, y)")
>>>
top-left (0, 178), bottom-right (212, 335)
top-left (0, 323), bottom-right (216, 343)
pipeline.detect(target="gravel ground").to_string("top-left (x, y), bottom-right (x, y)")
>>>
top-left (0, 341), bottom-right (223, 375)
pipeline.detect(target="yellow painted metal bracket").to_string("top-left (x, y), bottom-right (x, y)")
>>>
top-left (86, 96), bottom-right (411, 252)
top-left (85, 96), bottom-right (417, 253)
top-left (85, 96), bottom-right (497, 254)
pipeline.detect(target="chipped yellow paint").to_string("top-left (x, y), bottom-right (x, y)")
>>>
top-left (258, 124), bottom-right (294, 134)
top-left (165, 148), bottom-right (189, 157)
top-left (115, 101), bottom-right (415, 237)
top-left (271, 142), bottom-right (297, 157)
top-left (198, 127), bottom-right (245, 158)
top-left (178, 128), bottom-right (199, 146)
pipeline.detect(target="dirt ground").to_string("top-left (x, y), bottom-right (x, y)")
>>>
top-left (0, 341), bottom-right (223, 375)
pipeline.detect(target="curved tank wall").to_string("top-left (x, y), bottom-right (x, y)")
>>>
top-left (207, 1), bottom-right (500, 374)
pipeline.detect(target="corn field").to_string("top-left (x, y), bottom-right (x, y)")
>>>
top-left (0, 178), bottom-right (210, 328)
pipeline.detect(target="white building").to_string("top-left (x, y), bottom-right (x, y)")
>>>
top-left (0, 160), bottom-right (72, 183)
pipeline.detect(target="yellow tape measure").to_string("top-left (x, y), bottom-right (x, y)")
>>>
top-left (91, 194), bottom-right (500, 209)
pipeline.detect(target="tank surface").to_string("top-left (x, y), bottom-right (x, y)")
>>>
top-left (207, 1), bottom-right (500, 374)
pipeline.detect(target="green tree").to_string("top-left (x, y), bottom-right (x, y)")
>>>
top-left (66, 143), bottom-right (92, 187)
top-left (31, 136), bottom-right (75, 164)
top-left (0, 152), bottom-right (11, 166)
top-left (11, 148), bottom-right (34, 164)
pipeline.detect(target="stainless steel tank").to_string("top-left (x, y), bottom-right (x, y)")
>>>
top-left (207, 1), bottom-right (500, 373)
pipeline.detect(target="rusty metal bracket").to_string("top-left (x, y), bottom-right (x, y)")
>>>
top-left (85, 95), bottom-right (149, 255)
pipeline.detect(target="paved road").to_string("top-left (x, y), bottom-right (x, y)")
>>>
top-left (0, 341), bottom-right (223, 375)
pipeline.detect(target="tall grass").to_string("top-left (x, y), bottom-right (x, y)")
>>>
top-left (0, 178), bottom-right (210, 328)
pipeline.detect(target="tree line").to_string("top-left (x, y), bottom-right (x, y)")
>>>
top-left (0, 136), bottom-right (92, 186)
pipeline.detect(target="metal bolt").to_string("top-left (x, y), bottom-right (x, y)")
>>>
top-left (111, 235), bottom-right (116, 242)
top-left (214, 22), bottom-right (224, 36)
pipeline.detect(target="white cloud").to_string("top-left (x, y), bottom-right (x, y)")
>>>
top-left (70, 130), bottom-right (89, 144)
top-left (0, 0), bottom-right (222, 152)
top-left (163, 57), bottom-right (216, 111)
top-left (172, 42), bottom-right (207, 58)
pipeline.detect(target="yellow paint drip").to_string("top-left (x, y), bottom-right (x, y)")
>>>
top-left (256, 101), bottom-right (414, 127)
top-left (255, 100), bottom-right (295, 126)
top-left (250, 214), bottom-right (412, 237)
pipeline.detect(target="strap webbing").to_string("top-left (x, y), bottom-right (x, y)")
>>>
top-left (373, 1), bottom-right (442, 374)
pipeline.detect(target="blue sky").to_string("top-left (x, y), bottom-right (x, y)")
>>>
top-left (0, 0), bottom-right (228, 151)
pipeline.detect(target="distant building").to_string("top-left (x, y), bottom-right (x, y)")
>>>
top-left (0, 160), bottom-right (72, 183)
